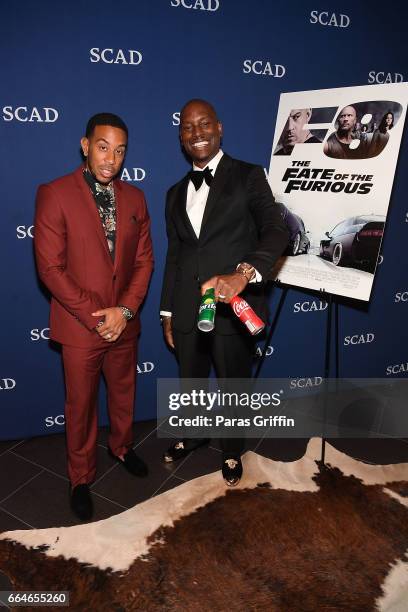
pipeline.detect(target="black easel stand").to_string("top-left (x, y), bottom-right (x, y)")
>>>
top-left (254, 286), bottom-right (288, 380)
top-left (255, 284), bottom-right (340, 467)
top-left (320, 292), bottom-right (339, 464)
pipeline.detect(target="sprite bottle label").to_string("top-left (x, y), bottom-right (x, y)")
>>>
top-left (197, 288), bottom-right (216, 332)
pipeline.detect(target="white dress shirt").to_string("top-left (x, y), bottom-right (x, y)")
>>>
top-left (187, 149), bottom-right (224, 238)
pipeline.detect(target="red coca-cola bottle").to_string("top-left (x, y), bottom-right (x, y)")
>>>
top-left (230, 296), bottom-right (265, 335)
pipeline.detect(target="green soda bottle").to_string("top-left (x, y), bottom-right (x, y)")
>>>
top-left (197, 288), bottom-right (216, 332)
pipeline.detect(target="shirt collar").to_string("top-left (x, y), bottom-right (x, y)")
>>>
top-left (83, 167), bottom-right (114, 193)
top-left (192, 149), bottom-right (224, 174)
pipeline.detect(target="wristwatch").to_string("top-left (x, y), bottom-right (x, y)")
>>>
top-left (118, 305), bottom-right (134, 321)
top-left (236, 262), bottom-right (256, 282)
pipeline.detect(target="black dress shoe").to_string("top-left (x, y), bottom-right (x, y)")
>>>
top-left (222, 455), bottom-right (243, 487)
top-left (108, 447), bottom-right (148, 477)
top-left (71, 484), bottom-right (93, 521)
top-left (162, 438), bottom-right (210, 463)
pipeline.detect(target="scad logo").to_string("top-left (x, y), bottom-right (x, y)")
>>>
top-left (17, 225), bottom-right (34, 239)
top-left (386, 362), bottom-right (408, 375)
top-left (293, 300), bottom-right (328, 313)
top-left (310, 11), bottom-right (350, 27)
top-left (344, 333), bottom-right (375, 346)
top-left (395, 292), bottom-right (408, 303)
top-left (170, 0), bottom-right (219, 10)
top-left (368, 72), bottom-right (404, 84)
top-left (243, 60), bottom-right (285, 77)
top-left (255, 345), bottom-right (274, 357)
top-left (0, 378), bottom-right (16, 390)
top-left (137, 362), bottom-right (154, 374)
top-left (45, 415), bottom-right (65, 427)
top-left (90, 48), bottom-right (142, 65)
top-left (121, 168), bottom-right (146, 182)
top-left (30, 328), bottom-right (50, 341)
top-left (3, 107), bottom-right (58, 122)
top-left (290, 377), bottom-right (323, 389)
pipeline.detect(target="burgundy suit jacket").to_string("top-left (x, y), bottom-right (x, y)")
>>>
top-left (34, 165), bottom-right (154, 347)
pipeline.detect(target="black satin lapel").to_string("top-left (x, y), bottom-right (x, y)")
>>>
top-left (200, 155), bottom-right (232, 237)
top-left (175, 175), bottom-right (198, 242)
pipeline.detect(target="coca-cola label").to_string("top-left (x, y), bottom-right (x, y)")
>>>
top-left (232, 298), bottom-right (250, 317)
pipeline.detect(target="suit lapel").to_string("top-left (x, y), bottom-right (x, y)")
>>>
top-left (175, 176), bottom-right (199, 242)
top-left (172, 154), bottom-right (232, 242)
top-left (74, 166), bottom-right (114, 268)
top-left (113, 179), bottom-right (124, 272)
top-left (199, 154), bottom-right (232, 240)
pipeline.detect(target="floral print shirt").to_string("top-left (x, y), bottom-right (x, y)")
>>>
top-left (83, 169), bottom-right (116, 260)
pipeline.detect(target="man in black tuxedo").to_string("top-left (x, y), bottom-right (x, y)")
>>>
top-left (160, 99), bottom-right (288, 485)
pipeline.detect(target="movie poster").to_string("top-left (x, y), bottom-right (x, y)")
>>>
top-left (268, 83), bottom-right (408, 301)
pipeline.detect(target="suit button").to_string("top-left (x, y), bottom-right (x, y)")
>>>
top-left (113, 275), bottom-right (117, 281)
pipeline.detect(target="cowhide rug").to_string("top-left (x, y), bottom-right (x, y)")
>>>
top-left (0, 438), bottom-right (407, 612)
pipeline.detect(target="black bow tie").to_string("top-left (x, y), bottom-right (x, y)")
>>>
top-left (189, 166), bottom-right (213, 190)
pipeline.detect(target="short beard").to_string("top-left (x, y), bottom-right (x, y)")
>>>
top-left (86, 162), bottom-right (112, 186)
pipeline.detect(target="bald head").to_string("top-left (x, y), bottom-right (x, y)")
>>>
top-left (337, 106), bottom-right (357, 135)
top-left (282, 108), bottom-right (313, 149)
top-left (180, 99), bottom-right (219, 121)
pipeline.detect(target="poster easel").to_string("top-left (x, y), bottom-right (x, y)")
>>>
top-left (255, 283), bottom-right (340, 464)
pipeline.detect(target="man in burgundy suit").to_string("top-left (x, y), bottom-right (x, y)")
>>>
top-left (34, 113), bottom-right (154, 520)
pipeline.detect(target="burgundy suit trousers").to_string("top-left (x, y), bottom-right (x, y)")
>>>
top-left (62, 336), bottom-right (137, 486)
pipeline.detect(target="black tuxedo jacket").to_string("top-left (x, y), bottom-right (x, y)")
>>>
top-left (160, 153), bottom-right (289, 334)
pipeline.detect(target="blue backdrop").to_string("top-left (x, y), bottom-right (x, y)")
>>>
top-left (1, 0), bottom-right (407, 440)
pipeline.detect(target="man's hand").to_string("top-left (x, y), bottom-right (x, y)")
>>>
top-left (92, 307), bottom-right (127, 342)
top-left (201, 273), bottom-right (248, 303)
top-left (162, 316), bottom-right (175, 349)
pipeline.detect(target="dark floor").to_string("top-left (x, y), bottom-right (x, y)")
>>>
top-left (1, 421), bottom-right (408, 533)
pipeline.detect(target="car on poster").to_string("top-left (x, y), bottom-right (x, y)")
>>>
top-left (319, 214), bottom-right (385, 271)
top-left (276, 203), bottom-right (310, 256)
